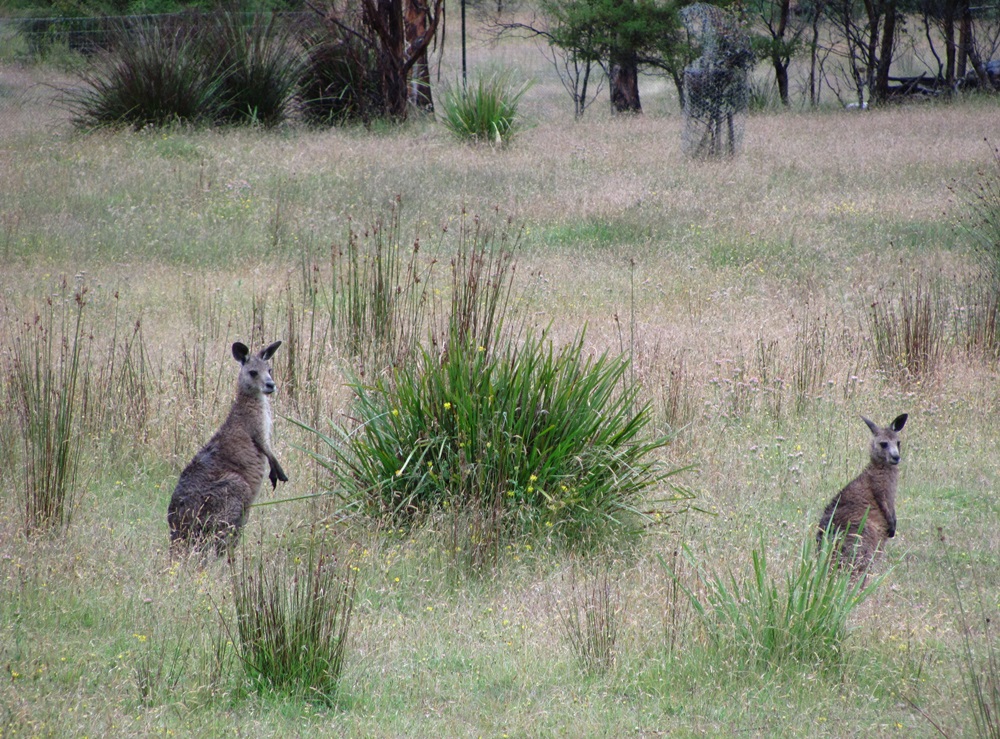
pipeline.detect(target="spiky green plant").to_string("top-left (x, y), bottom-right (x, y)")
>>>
top-left (303, 326), bottom-right (691, 552)
top-left (438, 71), bottom-right (531, 146)
top-left (674, 529), bottom-right (883, 670)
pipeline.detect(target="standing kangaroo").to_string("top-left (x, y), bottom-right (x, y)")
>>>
top-left (817, 414), bottom-right (908, 572)
top-left (168, 341), bottom-right (289, 556)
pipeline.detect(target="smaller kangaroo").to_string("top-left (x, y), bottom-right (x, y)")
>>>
top-left (817, 413), bottom-right (908, 572)
top-left (168, 341), bottom-right (289, 557)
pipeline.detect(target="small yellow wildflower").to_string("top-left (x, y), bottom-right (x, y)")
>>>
top-left (444, 402), bottom-right (452, 410)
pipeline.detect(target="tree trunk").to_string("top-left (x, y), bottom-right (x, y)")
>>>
top-left (405, 0), bottom-right (434, 111)
top-left (609, 58), bottom-right (641, 113)
top-left (957, 0), bottom-right (970, 78)
top-left (772, 0), bottom-right (792, 105)
top-left (872, 0), bottom-right (897, 103)
top-left (943, 0), bottom-right (957, 86)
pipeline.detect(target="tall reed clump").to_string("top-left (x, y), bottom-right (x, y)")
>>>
top-left (224, 541), bottom-right (357, 703)
top-left (956, 141), bottom-right (1000, 360)
top-left (555, 565), bottom-right (624, 674)
top-left (866, 276), bottom-right (947, 385)
top-left (674, 531), bottom-right (882, 670)
top-left (933, 527), bottom-right (1000, 738)
top-left (7, 281), bottom-right (90, 534)
top-left (326, 200), bottom-right (433, 378)
top-left (438, 71), bottom-right (531, 145)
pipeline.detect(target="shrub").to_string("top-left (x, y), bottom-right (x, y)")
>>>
top-left (209, 9), bottom-right (303, 127)
top-left (299, 28), bottom-right (383, 125)
top-left (438, 71), bottom-right (530, 145)
top-left (674, 530), bottom-right (882, 670)
top-left (306, 326), bottom-right (691, 551)
top-left (69, 18), bottom-right (222, 129)
top-left (225, 541), bottom-right (357, 703)
top-left (68, 10), bottom-right (302, 129)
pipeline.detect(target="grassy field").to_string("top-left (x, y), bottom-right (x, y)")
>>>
top-left (1, 23), bottom-right (1000, 736)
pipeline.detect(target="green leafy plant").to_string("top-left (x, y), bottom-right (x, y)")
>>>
top-left (224, 541), bottom-right (357, 703)
top-left (304, 326), bottom-right (691, 552)
top-left (674, 530), bottom-right (883, 670)
top-left (438, 71), bottom-right (531, 145)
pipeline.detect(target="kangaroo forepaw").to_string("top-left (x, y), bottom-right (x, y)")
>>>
top-left (269, 465), bottom-right (289, 489)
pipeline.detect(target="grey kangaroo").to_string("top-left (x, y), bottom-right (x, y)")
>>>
top-left (817, 413), bottom-right (908, 572)
top-left (168, 341), bottom-right (288, 557)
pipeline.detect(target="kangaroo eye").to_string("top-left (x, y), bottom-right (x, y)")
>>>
top-left (249, 370), bottom-right (258, 378)
top-left (880, 441), bottom-right (888, 448)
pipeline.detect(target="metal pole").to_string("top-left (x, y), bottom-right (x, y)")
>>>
top-left (461, 0), bottom-right (467, 87)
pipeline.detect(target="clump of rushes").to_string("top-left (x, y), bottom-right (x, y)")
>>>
top-left (225, 541), bottom-right (357, 703)
top-left (555, 565), bottom-right (624, 674)
top-left (438, 70), bottom-right (531, 145)
top-left (8, 280), bottom-right (89, 535)
top-left (674, 530), bottom-right (882, 670)
top-left (305, 326), bottom-right (692, 551)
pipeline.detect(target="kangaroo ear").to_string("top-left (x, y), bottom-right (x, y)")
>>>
top-left (232, 342), bottom-right (250, 364)
top-left (862, 416), bottom-right (879, 435)
top-left (259, 341), bottom-right (282, 361)
top-left (891, 413), bottom-right (908, 432)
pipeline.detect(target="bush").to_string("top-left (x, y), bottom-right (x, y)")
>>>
top-left (438, 70), bottom-right (530, 145)
top-left (69, 18), bottom-right (222, 129)
top-left (208, 9), bottom-right (303, 127)
top-left (68, 10), bottom-right (302, 129)
top-left (306, 326), bottom-right (691, 552)
top-left (299, 28), bottom-right (383, 126)
top-left (675, 531), bottom-right (882, 670)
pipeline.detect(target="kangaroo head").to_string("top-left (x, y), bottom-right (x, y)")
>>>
top-left (232, 341), bottom-right (282, 398)
top-left (863, 413), bottom-right (907, 467)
